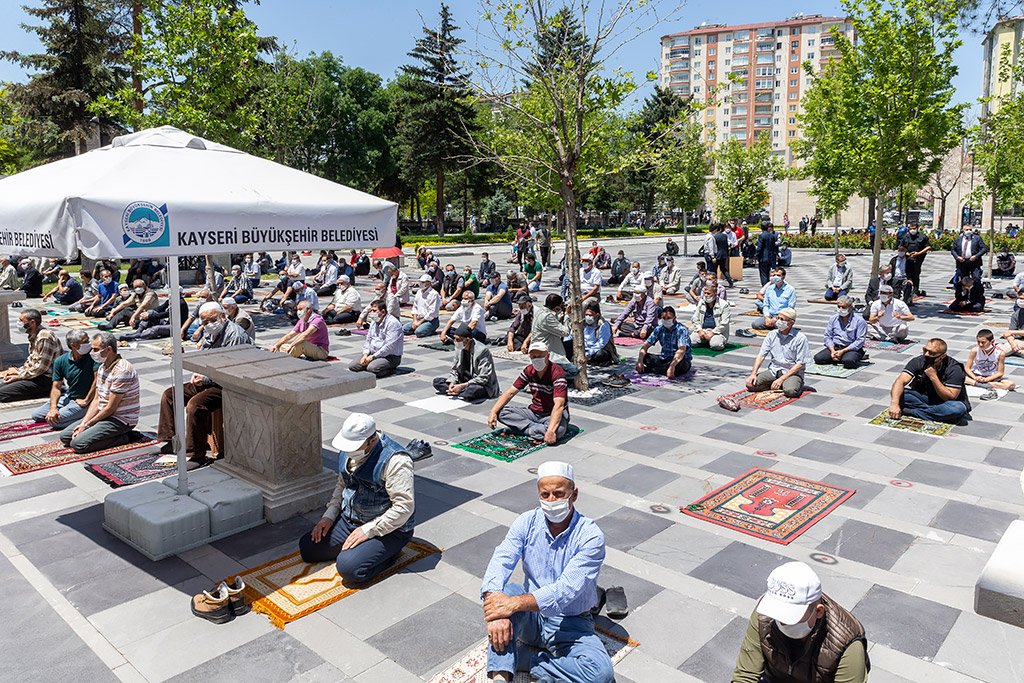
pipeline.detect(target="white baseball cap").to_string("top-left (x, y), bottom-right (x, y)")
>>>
top-left (419, 273), bottom-right (432, 282)
top-left (528, 340), bottom-right (549, 353)
top-left (755, 561), bottom-right (822, 625)
top-left (332, 413), bottom-right (377, 452)
top-left (537, 461), bottom-right (573, 482)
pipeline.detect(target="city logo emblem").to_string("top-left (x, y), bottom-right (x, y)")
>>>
top-left (121, 201), bottom-right (170, 248)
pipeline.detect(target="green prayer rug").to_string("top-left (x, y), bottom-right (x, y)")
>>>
top-left (867, 409), bottom-right (954, 436)
top-left (690, 342), bottom-right (744, 357)
top-left (452, 426), bottom-right (583, 462)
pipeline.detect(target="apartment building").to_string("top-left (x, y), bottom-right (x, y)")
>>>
top-left (981, 15), bottom-right (1024, 118)
top-left (659, 14), bottom-right (856, 159)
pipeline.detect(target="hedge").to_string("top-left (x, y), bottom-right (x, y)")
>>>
top-left (783, 231), bottom-right (1022, 252)
top-left (405, 223), bottom-right (711, 251)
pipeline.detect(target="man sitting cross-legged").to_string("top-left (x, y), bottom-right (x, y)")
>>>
top-left (635, 305), bottom-right (692, 378)
top-left (746, 308), bottom-right (811, 398)
top-left (348, 299), bottom-right (404, 378)
top-left (299, 413), bottom-right (414, 584)
top-left (867, 284), bottom-right (914, 342)
top-left (690, 283), bottom-right (731, 351)
top-left (432, 323), bottom-right (501, 402)
top-left (59, 331), bottom-right (140, 454)
top-left (506, 292), bottom-right (534, 353)
top-left (1002, 291), bottom-right (1024, 357)
top-left (480, 461), bottom-right (613, 683)
top-left (0, 308), bottom-right (62, 403)
top-left (31, 329), bottom-right (95, 431)
top-left (489, 341), bottom-right (570, 445)
top-left (889, 338), bottom-right (970, 423)
top-left (812, 296), bottom-right (867, 370)
top-left (611, 285), bottom-right (658, 340)
top-left (271, 300), bottom-right (330, 361)
top-left (753, 267), bottom-right (796, 330)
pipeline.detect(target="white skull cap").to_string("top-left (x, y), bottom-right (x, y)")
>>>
top-left (198, 301), bottom-right (223, 315)
top-left (537, 461), bottom-right (573, 482)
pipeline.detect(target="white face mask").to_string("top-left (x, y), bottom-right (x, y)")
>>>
top-left (539, 496), bottom-right (572, 523)
top-left (633, 293), bottom-right (642, 301)
top-left (134, 287), bottom-right (145, 295)
top-left (661, 318), bottom-right (674, 329)
top-left (205, 321), bottom-right (224, 337)
top-left (770, 275), bottom-right (782, 285)
top-left (584, 315), bottom-right (595, 325)
top-left (530, 357), bottom-right (547, 372)
top-left (103, 278), bottom-right (112, 285)
top-left (909, 229), bottom-right (918, 235)
top-left (777, 320), bottom-right (793, 333)
top-left (838, 307), bottom-right (851, 316)
top-left (704, 295), bottom-right (715, 303)
top-left (882, 272), bottom-right (892, 281)
top-left (631, 266), bottom-right (640, 275)
top-left (461, 299), bottom-right (472, 309)
top-left (777, 615), bottom-right (814, 640)
top-left (964, 230), bottom-right (973, 236)
top-left (90, 350), bottom-right (105, 364)
top-left (881, 295), bottom-right (892, 304)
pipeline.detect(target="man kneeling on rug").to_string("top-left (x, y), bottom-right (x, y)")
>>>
top-left (32, 330), bottom-right (95, 430)
top-left (889, 337), bottom-right (970, 423)
top-left (488, 341), bottom-right (570, 445)
top-left (433, 323), bottom-right (500, 402)
top-left (480, 461), bottom-right (614, 683)
top-left (731, 561), bottom-right (869, 683)
top-left (60, 332), bottom-right (140, 453)
top-left (299, 413), bottom-right (414, 584)
top-left (746, 308), bottom-right (811, 398)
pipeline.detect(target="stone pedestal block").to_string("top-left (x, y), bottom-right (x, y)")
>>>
top-left (0, 291), bottom-right (27, 365)
top-left (976, 520), bottom-right (1024, 628)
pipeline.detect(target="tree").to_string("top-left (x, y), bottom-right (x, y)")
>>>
top-left (796, 0), bottom-right (965, 276)
top-left (711, 137), bottom-right (784, 221)
top-left (464, 1), bottom-right (681, 390)
top-left (655, 110), bottom-right (712, 241)
top-left (398, 3), bottom-right (479, 237)
top-left (93, 0), bottom-right (262, 152)
top-left (1, 0), bottom-right (129, 160)
top-left (629, 85), bottom-right (690, 217)
top-left (481, 190), bottom-right (514, 229)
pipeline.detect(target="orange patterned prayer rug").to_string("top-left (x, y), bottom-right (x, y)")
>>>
top-left (235, 539), bottom-right (442, 629)
top-left (724, 387), bottom-right (815, 411)
top-left (681, 468), bottom-right (855, 545)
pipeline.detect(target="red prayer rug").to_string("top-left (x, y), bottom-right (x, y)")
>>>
top-left (0, 419), bottom-right (52, 443)
top-left (724, 387), bottom-right (814, 411)
top-left (682, 468), bottom-right (855, 545)
top-left (0, 434), bottom-right (158, 476)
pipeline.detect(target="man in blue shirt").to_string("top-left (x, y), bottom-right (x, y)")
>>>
top-left (753, 267), bottom-right (797, 331)
top-left (812, 297), bottom-right (867, 369)
top-left (483, 273), bottom-right (513, 321)
top-left (635, 306), bottom-right (692, 378)
top-left (481, 461), bottom-right (613, 683)
top-left (581, 302), bottom-right (615, 366)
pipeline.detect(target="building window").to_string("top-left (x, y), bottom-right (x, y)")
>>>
top-left (805, 78), bottom-right (812, 85)
top-left (708, 60), bottom-right (715, 68)
top-left (709, 35), bottom-right (717, 43)
top-left (776, 55), bottom-right (782, 62)
top-left (791, 28), bottom-right (800, 35)
top-left (695, 61), bottom-right (702, 69)
top-left (788, 91), bottom-right (797, 99)
top-left (807, 39), bottom-right (815, 46)
top-left (808, 26), bottom-right (817, 33)
top-left (807, 52), bottom-right (814, 60)
top-left (734, 42), bottom-right (750, 53)
top-left (725, 59), bottom-right (731, 65)
top-left (734, 29), bottom-right (750, 40)
top-left (694, 86), bottom-right (701, 93)
top-left (774, 117), bottom-right (779, 124)
top-left (723, 121), bottom-right (729, 128)
top-left (695, 37), bottom-right (703, 45)
top-left (791, 40), bottom-right (799, 49)
top-left (733, 105), bottom-right (748, 115)
top-left (791, 66), bottom-right (798, 74)
top-left (789, 104), bottom-right (797, 112)
top-left (774, 105), bottom-right (780, 112)
top-left (789, 79), bottom-right (797, 86)
top-left (775, 93), bottom-right (781, 100)
top-left (709, 48), bottom-right (716, 55)
top-left (725, 46), bottom-right (731, 53)
top-left (789, 130), bottom-right (796, 137)
top-left (789, 117), bottom-right (796, 124)
top-left (756, 53), bottom-right (773, 64)
top-left (776, 80), bottom-right (781, 87)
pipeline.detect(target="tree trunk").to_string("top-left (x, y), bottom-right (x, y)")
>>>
top-left (939, 196), bottom-right (947, 229)
top-left (131, 1), bottom-right (143, 117)
top-left (561, 180), bottom-right (588, 392)
top-left (871, 194), bottom-right (884, 278)
top-left (436, 168), bottom-right (445, 238)
top-left (415, 194), bottom-right (421, 226)
top-left (682, 210), bottom-right (688, 257)
top-left (462, 183), bottom-right (469, 233)
top-left (989, 191), bottom-right (996, 280)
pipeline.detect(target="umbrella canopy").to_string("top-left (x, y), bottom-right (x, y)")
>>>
top-left (0, 126), bottom-right (397, 259)
top-left (371, 246), bottom-right (404, 258)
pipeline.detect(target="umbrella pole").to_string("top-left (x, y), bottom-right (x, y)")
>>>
top-left (166, 260), bottom-right (188, 496)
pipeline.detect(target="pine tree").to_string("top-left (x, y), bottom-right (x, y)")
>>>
top-left (1, 0), bottom-right (129, 159)
top-left (398, 3), bottom-right (478, 237)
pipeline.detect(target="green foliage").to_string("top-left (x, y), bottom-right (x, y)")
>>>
top-left (655, 111), bottom-right (710, 215)
top-left (712, 137), bottom-right (784, 221)
top-left (1, 0), bottom-right (129, 160)
top-left (92, 0), bottom-right (262, 152)
top-left (795, 0), bottom-right (965, 276)
top-left (968, 50), bottom-right (1024, 221)
top-left (481, 190), bottom-right (514, 229)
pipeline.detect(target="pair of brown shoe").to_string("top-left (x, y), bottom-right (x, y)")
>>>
top-left (190, 577), bottom-right (249, 624)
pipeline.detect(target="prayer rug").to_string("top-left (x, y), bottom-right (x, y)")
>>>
top-left (747, 328), bottom-right (771, 337)
top-left (567, 384), bottom-right (639, 406)
top-left (452, 426), bottom-right (583, 462)
top-left (421, 341), bottom-right (456, 352)
top-left (806, 298), bottom-right (839, 305)
top-left (741, 310), bottom-right (763, 316)
top-left (430, 624), bottom-right (639, 683)
top-left (237, 540), bottom-right (442, 629)
top-left (351, 328), bottom-right (368, 336)
top-left (0, 398), bottom-right (48, 411)
top-left (943, 298), bottom-right (993, 305)
top-left (985, 321), bottom-right (1010, 328)
top-left (966, 385), bottom-right (1009, 401)
top-left (0, 433), bottom-right (158, 476)
top-left (867, 409), bottom-right (954, 436)
top-left (724, 388), bottom-right (815, 411)
top-left (1004, 355), bottom-right (1024, 366)
top-left (804, 362), bottom-right (863, 378)
top-left (690, 342), bottom-right (744, 357)
top-left (939, 308), bottom-right (992, 316)
top-left (613, 336), bottom-right (645, 346)
top-left (86, 452), bottom-right (174, 487)
top-left (622, 368), bottom-right (697, 387)
top-left (0, 418), bottom-right (50, 442)
top-left (681, 468), bottom-right (855, 545)
top-left (738, 293), bottom-right (759, 299)
top-left (491, 348), bottom-right (527, 362)
top-left (61, 319), bottom-right (103, 329)
top-left (863, 338), bottom-right (918, 353)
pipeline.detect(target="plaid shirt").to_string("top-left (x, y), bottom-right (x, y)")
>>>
top-left (644, 320), bottom-right (692, 362)
top-left (19, 328), bottom-right (61, 380)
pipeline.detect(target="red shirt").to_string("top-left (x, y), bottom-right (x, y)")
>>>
top-left (513, 362), bottom-right (568, 415)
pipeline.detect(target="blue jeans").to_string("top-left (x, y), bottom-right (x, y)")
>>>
top-left (402, 317), bottom-right (439, 337)
top-left (298, 514), bottom-right (413, 584)
top-left (901, 388), bottom-right (967, 423)
top-left (31, 392), bottom-right (89, 431)
top-left (528, 280), bottom-right (541, 292)
top-left (486, 583), bottom-right (614, 683)
top-left (823, 288), bottom-right (848, 300)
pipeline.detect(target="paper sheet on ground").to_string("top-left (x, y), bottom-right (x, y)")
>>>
top-left (966, 385), bottom-right (1009, 400)
top-left (407, 395), bottom-right (467, 413)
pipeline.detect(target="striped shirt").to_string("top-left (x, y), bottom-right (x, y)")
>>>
top-left (512, 362), bottom-right (568, 415)
top-left (481, 508), bottom-right (605, 618)
top-left (97, 356), bottom-right (140, 427)
top-left (19, 328), bottom-right (62, 380)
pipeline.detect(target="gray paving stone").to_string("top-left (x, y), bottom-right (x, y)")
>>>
top-left (700, 452), bottom-right (776, 478)
top-left (895, 459), bottom-right (971, 490)
top-left (165, 629), bottom-right (325, 683)
top-left (872, 428), bottom-right (944, 452)
top-left (441, 524), bottom-right (510, 578)
top-left (781, 413), bottom-right (843, 432)
top-left (852, 584), bottom-right (959, 658)
top-left (412, 454), bottom-right (493, 484)
top-left (366, 593), bottom-right (484, 676)
top-left (929, 499), bottom-right (1019, 543)
top-left (815, 518), bottom-right (916, 570)
top-left (594, 563), bottom-right (664, 612)
top-left (598, 463), bottom-right (680, 498)
top-left (4, 503), bottom-right (126, 566)
top-left (614, 431), bottom-right (687, 455)
top-left (0, 553), bottom-right (118, 683)
top-left (933, 610), bottom-right (1024, 683)
top-left (485, 479), bottom-right (542, 514)
top-left (790, 439), bottom-right (860, 465)
top-left (587, 398), bottom-right (654, 419)
top-left (985, 445), bottom-right (1024, 469)
top-left (346, 396), bottom-right (404, 414)
top-left (679, 615), bottom-right (749, 682)
top-left (702, 421), bottom-right (767, 445)
top-left (594, 506), bottom-right (674, 552)
top-left (820, 474), bottom-right (885, 509)
top-left (211, 514), bottom-right (312, 563)
top-left (689, 542), bottom-right (787, 598)
top-left (953, 418), bottom-right (1009, 440)
top-left (0, 474), bottom-right (74, 506)
top-left (856, 404), bottom-right (888, 419)
top-left (395, 412), bottom-right (460, 433)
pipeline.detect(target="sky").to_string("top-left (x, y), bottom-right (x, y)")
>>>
top-left (0, 0), bottom-right (985, 113)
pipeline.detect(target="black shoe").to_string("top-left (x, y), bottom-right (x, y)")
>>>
top-left (591, 586), bottom-right (606, 616)
top-left (160, 441), bottom-right (176, 454)
top-left (335, 328), bottom-right (351, 337)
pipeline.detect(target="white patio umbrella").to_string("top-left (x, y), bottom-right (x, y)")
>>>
top-left (0, 126), bottom-right (397, 495)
